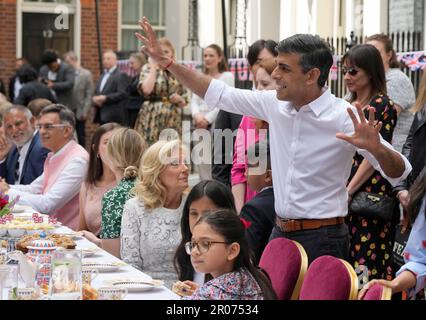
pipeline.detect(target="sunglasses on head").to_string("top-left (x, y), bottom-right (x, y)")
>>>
top-left (342, 67), bottom-right (358, 76)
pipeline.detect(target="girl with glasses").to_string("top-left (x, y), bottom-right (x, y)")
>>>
top-left (182, 209), bottom-right (276, 300)
top-left (343, 44), bottom-right (398, 282)
top-left (172, 180), bottom-right (236, 296)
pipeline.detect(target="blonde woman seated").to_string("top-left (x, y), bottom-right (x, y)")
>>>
top-left (120, 140), bottom-right (189, 288)
top-left (82, 128), bottom-right (146, 257)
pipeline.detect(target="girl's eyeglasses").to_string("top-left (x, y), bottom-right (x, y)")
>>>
top-left (185, 240), bottom-right (228, 255)
top-left (342, 67), bottom-right (358, 76)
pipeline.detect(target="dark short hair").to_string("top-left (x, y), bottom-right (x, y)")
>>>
top-left (17, 65), bottom-right (38, 84)
top-left (277, 34), bottom-right (333, 87)
top-left (342, 44), bottom-right (387, 102)
top-left (86, 123), bottom-right (122, 185)
top-left (247, 39), bottom-right (278, 66)
top-left (41, 49), bottom-right (59, 65)
top-left (40, 104), bottom-right (76, 129)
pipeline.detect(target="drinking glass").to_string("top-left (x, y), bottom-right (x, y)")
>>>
top-left (49, 250), bottom-right (82, 300)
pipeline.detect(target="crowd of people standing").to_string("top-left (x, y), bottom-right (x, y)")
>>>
top-left (0, 19), bottom-right (425, 300)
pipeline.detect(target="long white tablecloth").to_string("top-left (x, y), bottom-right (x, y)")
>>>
top-left (3, 209), bottom-right (180, 300)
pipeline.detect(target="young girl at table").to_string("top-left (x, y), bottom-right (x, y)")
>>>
top-left (173, 180), bottom-right (236, 289)
top-left (181, 209), bottom-right (276, 300)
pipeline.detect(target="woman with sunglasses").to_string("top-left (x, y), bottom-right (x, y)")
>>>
top-left (343, 44), bottom-right (398, 281)
top-left (366, 34), bottom-right (415, 153)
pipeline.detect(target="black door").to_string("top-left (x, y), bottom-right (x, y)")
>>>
top-left (22, 12), bottom-right (74, 71)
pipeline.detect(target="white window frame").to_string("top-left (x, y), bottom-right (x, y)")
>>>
top-left (118, 0), bottom-right (166, 51)
top-left (16, 0), bottom-right (81, 59)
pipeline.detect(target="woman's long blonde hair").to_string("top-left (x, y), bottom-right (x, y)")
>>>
top-left (133, 139), bottom-right (183, 209)
top-left (107, 128), bottom-right (147, 179)
top-left (412, 70), bottom-right (426, 113)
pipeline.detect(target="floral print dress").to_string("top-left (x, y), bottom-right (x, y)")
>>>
top-left (99, 178), bottom-right (136, 239)
top-left (183, 268), bottom-right (264, 300)
top-left (134, 64), bottom-right (188, 145)
top-left (347, 94), bottom-right (398, 281)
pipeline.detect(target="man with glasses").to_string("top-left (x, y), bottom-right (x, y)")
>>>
top-left (0, 105), bottom-right (49, 185)
top-left (137, 18), bottom-right (412, 263)
top-left (0, 104), bottom-right (89, 230)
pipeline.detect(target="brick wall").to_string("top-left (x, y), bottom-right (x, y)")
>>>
top-left (0, 0), bottom-right (17, 92)
top-left (80, 0), bottom-right (119, 149)
top-left (0, 0), bottom-right (120, 150)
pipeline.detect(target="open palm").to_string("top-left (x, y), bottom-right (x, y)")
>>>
top-left (135, 17), bottom-right (168, 68)
top-left (336, 103), bottom-right (382, 152)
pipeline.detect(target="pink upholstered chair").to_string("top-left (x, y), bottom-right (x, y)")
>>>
top-left (259, 237), bottom-right (308, 300)
top-left (360, 283), bottom-right (392, 300)
top-left (299, 255), bottom-right (359, 300)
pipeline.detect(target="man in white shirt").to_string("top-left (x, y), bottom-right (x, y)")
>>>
top-left (0, 104), bottom-right (89, 230)
top-left (136, 18), bottom-right (412, 262)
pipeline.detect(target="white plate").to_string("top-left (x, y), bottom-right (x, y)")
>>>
top-left (109, 279), bottom-right (164, 292)
top-left (11, 205), bottom-right (28, 213)
top-left (79, 247), bottom-right (101, 258)
top-left (82, 261), bottom-right (125, 272)
top-left (57, 232), bottom-right (84, 240)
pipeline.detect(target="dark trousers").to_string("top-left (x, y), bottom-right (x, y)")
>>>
top-left (269, 223), bottom-right (350, 264)
top-left (76, 119), bottom-right (86, 147)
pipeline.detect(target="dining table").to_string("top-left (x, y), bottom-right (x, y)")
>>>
top-left (1, 206), bottom-right (180, 300)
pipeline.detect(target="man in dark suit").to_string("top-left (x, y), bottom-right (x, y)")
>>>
top-left (92, 50), bottom-right (129, 125)
top-left (0, 105), bottom-right (49, 185)
top-left (8, 58), bottom-right (27, 102)
top-left (240, 140), bottom-right (276, 263)
top-left (14, 65), bottom-right (57, 106)
top-left (39, 49), bottom-right (75, 110)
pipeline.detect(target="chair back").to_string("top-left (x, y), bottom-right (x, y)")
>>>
top-left (259, 237), bottom-right (308, 300)
top-left (299, 255), bottom-right (359, 300)
top-left (361, 283), bottom-right (392, 300)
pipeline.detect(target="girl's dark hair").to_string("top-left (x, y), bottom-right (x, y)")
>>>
top-left (195, 209), bottom-right (277, 300)
top-left (365, 33), bottom-right (402, 69)
top-left (173, 180), bottom-right (236, 282)
top-left (86, 122), bottom-right (121, 185)
top-left (407, 165), bottom-right (426, 226)
top-left (342, 44), bottom-right (387, 103)
top-left (204, 44), bottom-right (229, 74)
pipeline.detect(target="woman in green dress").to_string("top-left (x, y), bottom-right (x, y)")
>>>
top-left (81, 128), bottom-right (147, 258)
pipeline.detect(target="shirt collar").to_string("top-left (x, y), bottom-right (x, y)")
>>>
top-left (305, 87), bottom-right (332, 117)
top-left (104, 66), bottom-right (117, 74)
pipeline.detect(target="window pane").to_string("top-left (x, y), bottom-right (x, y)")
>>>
top-left (122, 0), bottom-right (140, 25)
top-left (143, 0), bottom-right (159, 25)
top-left (122, 29), bottom-right (140, 51)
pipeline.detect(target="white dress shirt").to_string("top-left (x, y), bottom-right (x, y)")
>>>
top-left (99, 66), bottom-right (117, 93)
top-left (191, 72), bottom-right (234, 124)
top-left (204, 79), bottom-right (412, 220)
top-left (8, 141), bottom-right (88, 214)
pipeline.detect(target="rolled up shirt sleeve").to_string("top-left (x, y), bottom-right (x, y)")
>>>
top-left (357, 137), bottom-right (412, 187)
top-left (204, 79), bottom-right (273, 122)
top-left (8, 157), bottom-right (88, 214)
